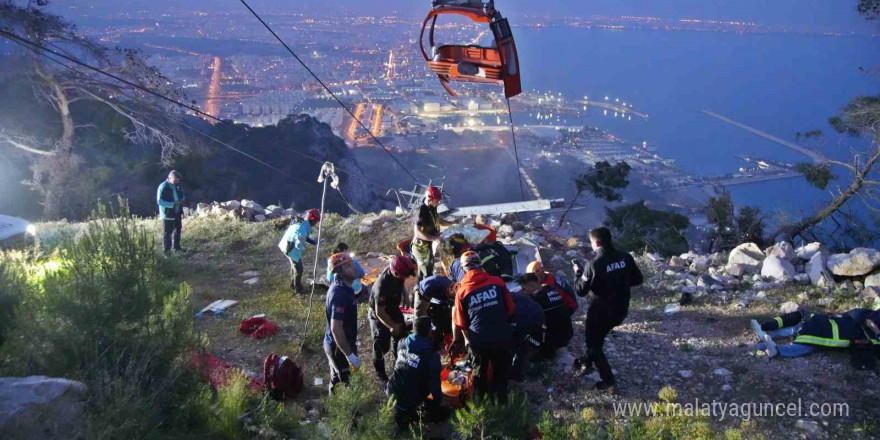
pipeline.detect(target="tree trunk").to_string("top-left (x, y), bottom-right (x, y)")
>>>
top-left (557, 189), bottom-right (583, 227)
top-left (32, 58), bottom-right (78, 220)
top-left (772, 142), bottom-right (880, 243)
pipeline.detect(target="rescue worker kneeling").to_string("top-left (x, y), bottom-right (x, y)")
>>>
top-left (386, 316), bottom-right (449, 429)
top-left (452, 251), bottom-right (515, 403)
top-left (518, 272), bottom-right (573, 358)
top-left (415, 275), bottom-right (455, 348)
top-left (509, 288), bottom-right (545, 381)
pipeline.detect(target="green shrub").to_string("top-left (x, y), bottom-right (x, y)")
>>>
top-left (452, 391), bottom-right (533, 440)
top-left (325, 370), bottom-right (397, 439)
top-left (0, 201), bottom-right (205, 439)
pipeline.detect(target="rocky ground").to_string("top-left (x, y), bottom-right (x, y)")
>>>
top-left (163, 206), bottom-right (880, 439)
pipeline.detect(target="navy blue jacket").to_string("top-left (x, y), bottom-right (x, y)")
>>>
top-left (511, 292), bottom-right (544, 345)
top-left (387, 334), bottom-right (442, 411)
top-left (324, 281), bottom-right (358, 348)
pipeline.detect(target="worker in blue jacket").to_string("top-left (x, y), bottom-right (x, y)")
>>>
top-left (509, 290), bottom-right (545, 381)
top-left (278, 209), bottom-right (321, 293)
top-left (156, 170), bottom-right (186, 254)
top-left (386, 316), bottom-right (447, 429)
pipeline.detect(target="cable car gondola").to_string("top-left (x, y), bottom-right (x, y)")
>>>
top-left (419, 0), bottom-right (521, 99)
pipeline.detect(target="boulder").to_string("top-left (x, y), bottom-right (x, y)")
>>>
top-left (241, 199), bottom-right (264, 214)
top-left (793, 273), bottom-right (811, 285)
top-left (807, 252), bottom-right (835, 287)
top-left (669, 256), bottom-right (688, 270)
top-left (697, 274), bottom-right (721, 288)
top-left (862, 286), bottom-right (880, 301)
top-left (358, 225), bottom-right (371, 234)
top-left (728, 243), bottom-right (764, 267)
top-left (689, 255), bottom-right (710, 272)
top-left (253, 214), bottom-right (266, 222)
top-left (725, 264), bottom-right (748, 277)
top-left (0, 376), bottom-right (87, 440)
top-left (761, 256), bottom-right (796, 282)
top-left (196, 203), bottom-right (211, 217)
top-left (780, 301), bottom-right (800, 314)
top-left (265, 205), bottom-right (284, 218)
top-left (795, 242), bottom-right (823, 261)
top-left (827, 248), bottom-right (880, 276)
top-left (864, 270), bottom-right (880, 288)
top-left (282, 208), bottom-right (297, 217)
top-left (220, 200), bottom-right (241, 211)
top-left (764, 241), bottom-right (795, 261)
top-left (646, 253), bottom-right (663, 263)
top-left (210, 205), bottom-right (228, 217)
top-left (498, 224), bottom-right (515, 237)
top-left (708, 252), bottom-right (725, 266)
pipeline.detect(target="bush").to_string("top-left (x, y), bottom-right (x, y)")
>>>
top-left (325, 370), bottom-right (397, 439)
top-left (0, 201), bottom-right (205, 439)
top-left (452, 391), bottom-right (534, 440)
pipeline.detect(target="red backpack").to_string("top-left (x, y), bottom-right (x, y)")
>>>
top-left (263, 353), bottom-right (303, 400)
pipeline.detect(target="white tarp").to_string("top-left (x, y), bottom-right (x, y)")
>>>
top-left (0, 215), bottom-right (30, 241)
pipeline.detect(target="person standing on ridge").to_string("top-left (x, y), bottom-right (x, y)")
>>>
top-left (412, 186), bottom-right (453, 282)
top-left (324, 252), bottom-right (362, 394)
top-left (452, 250), bottom-right (515, 402)
top-left (573, 227), bottom-right (643, 393)
top-left (278, 209), bottom-right (321, 294)
top-left (370, 255), bottom-right (418, 386)
top-left (157, 170), bottom-right (186, 255)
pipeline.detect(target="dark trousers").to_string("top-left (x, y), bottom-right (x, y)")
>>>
top-left (511, 332), bottom-right (541, 380)
top-left (163, 217), bottom-right (182, 252)
top-left (584, 309), bottom-right (625, 384)
top-left (289, 258), bottom-right (304, 292)
top-left (323, 342), bottom-right (350, 393)
top-left (470, 347), bottom-right (512, 403)
top-left (369, 312), bottom-right (403, 382)
top-left (762, 311), bottom-right (806, 331)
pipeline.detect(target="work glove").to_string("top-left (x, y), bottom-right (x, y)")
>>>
top-left (347, 353), bottom-right (361, 369)
top-left (572, 259), bottom-right (584, 277)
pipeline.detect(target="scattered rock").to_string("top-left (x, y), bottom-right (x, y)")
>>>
top-left (725, 264), bottom-right (748, 277)
top-left (555, 348), bottom-right (576, 373)
top-left (241, 199), bottom-right (264, 213)
top-left (689, 256), bottom-right (710, 272)
top-left (243, 277), bottom-right (259, 285)
top-left (238, 271), bottom-right (260, 277)
top-left (0, 376), bottom-right (88, 440)
top-left (669, 256), bottom-right (688, 270)
top-left (727, 243), bottom-right (765, 271)
top-left (765, 241), bottom-right (795, 261)
top-left (498, 224), bottom-right (515, 237)
top-left (795, 242), bottom-right (824, 261)
top-left (721, 384), bottom-right (733, 392)
top-left (211, 205), bottom-right (228, 217)
top-left (254, 214), bottom-right (266, 222)
top-left (794, 273), bottom-right (811, 285)
top-left (358, 225), bottom-right (371, 234)
top-left (761, 256), bottom-right (796, 282)
top-left (664, 304), bottom-right (681, 314)
top-left (827, 248), bottom-right (880, 276)
top-left (678, 370), bottom-right (692, 378)
top-left (713, 368), bottom-right (732, 378)
top-left (780, 301), bottom-right (800, 314)
top-left (221, 200), bottom-right (241, 211)
top-left (646, 253), bottom-right (663, 263)
top-left (807, 252), bottom-right (835, 287)
top-left (196, 203), bottom-right (211, 217)
top-left (864, 270), bottom-right (880, 288)
top-left (795, 419), bottom-right (823, 437)
top-left (862, 286), bottom-right (880, 301)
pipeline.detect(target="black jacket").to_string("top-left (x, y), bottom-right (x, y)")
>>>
top-left (575, 246), bottom-right (643, 315)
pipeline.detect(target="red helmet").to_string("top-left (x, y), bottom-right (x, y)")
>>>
top-left (425, 186), bottom-right (442, 201)
top-left (390, 255), bottom-right (418, 278)
top-left (306, 209), bottom-right (321, 222)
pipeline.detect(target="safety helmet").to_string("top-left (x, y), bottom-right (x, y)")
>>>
top-left (425, 186), bottom-right (443, 201)
top-left (460, 250), bottom-right (481, 271)
top-left (390, 255), bottom-right (418, 278)
top-left (526, 261), bottom-right (543, 274)
top-left (306, 209), bottom-right (321, 222)
top-left (328, 252), bottom-right (353, 273)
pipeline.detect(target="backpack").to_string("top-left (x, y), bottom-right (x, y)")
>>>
top-left (263, 353), bottom-right (303, 400)
top-left (471, 242), bottom-right (513, 278)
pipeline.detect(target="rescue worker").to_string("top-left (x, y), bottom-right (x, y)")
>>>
top-left (370, 255), bottom-right (418, 385)
top-left (386, 316), bottom-right (448, 429)
top-left (278, 209), bottom-right (320, 293)
top-left (509, 289), bottom-right (545, 381)
top-left (525, 261), bottom-right (578, 314)
top-left (157, 170), bottom-right (186, 255)
top-left (469, 225), bottom-right (513, 278)
top-left (323, 253), bottom-right (362, 394)
top-left (452, 251), bottom-right (515, 402)
top-left (415, 275), bottom-right (455, 348)
top-left (573, 227), bottom-right (643, 392)
top-left (326, 243), bottom-right (365, 297)
top-left (519, 272), bottom-right (573, 358)
top-left (751, 308), bottom-right (880, 360)
top-left (412, 186), bottom-right (453, 282)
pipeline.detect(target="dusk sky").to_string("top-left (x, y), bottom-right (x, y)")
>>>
top-left (66, 0), bottom-right (875, 29)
